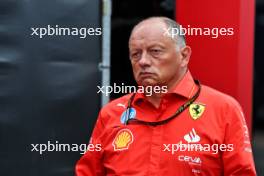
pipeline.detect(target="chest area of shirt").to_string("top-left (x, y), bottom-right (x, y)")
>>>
top-left (102, 125), bottom-right (223, 176)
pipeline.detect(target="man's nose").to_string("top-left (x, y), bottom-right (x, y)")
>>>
top-left (138, 51), bottom-right (151, 67)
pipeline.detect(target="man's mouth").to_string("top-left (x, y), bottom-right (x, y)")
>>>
top-left (139, 72), bottom-right (154, 77)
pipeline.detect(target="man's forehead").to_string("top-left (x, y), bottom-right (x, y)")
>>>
top-left (129, 20), bottom-right (168, 42)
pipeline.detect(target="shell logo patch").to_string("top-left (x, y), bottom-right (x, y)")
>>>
top-left (112, 129), bottom-right (134, 151)
top-left (189, 103), bottom-right (205, 120)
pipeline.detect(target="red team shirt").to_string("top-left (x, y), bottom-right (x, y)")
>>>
top-left (76, 71), bottom-right (256, 176)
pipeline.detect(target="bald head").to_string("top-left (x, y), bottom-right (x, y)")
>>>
top-left (129, 17), bottom-right (186, 49)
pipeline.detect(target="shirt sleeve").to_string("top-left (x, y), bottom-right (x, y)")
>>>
top-left (222, 99), bottom-right (257, 176)
top-left (75, 111), bottom-right (106, 176)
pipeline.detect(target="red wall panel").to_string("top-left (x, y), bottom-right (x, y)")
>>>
top-left (176, 0), bottom-right (255, 133)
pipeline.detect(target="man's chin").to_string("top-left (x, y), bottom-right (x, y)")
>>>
top-left (138, 79), bottom-right (158, 87)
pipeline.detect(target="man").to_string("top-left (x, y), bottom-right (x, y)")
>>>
top-left (76, 17), bottom-right (256, 175)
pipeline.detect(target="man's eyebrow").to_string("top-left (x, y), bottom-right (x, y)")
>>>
top-left (148, 43), bottom-right (166, 49)
top-left (129, 49), bottom-right (140, 52)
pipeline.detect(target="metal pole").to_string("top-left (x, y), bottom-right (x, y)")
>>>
top-left (100, 0), bottom-right (112, 106)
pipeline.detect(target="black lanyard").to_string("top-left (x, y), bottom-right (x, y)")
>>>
top-left (125, 79), bottom-right (201, 126)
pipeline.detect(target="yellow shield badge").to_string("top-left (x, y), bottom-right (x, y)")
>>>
top-left (189, 103), bottom-right (205, 120)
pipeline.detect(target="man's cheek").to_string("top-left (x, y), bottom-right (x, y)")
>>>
top-left (152, 70), bottom-right (163, 82)
top-left (135, 71), bottom-right (141, 81)
top-left (132, 65), bottom-right (140, 76)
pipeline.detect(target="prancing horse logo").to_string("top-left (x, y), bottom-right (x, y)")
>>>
top-left (189, 103), bottom-right (205, 120)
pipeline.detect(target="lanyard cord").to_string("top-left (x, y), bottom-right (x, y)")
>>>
top-left (125, 79), bottom-right (201, 126)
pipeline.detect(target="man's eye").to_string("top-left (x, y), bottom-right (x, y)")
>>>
top-left (131, 52), bottom-right (140, 59)
top-left (150, 49), bottom-right (162, 55)
top-left (152, 49), bottom-right (160, 52)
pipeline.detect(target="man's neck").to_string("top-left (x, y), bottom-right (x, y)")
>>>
top-left (146, 92), bottom-right (164, 109)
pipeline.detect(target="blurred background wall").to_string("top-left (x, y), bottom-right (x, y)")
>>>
top-left (0, 0), bottom-right (101, 175)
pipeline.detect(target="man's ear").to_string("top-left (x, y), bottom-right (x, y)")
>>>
top-left (180, 46), bottom-right (192, 67)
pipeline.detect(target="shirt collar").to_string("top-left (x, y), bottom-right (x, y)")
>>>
top-left (169, 70), bottom-right (196, 99)
top-left (132, 70), bottom-right (196, 104)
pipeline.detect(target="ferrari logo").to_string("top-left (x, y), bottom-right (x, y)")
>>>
top-left (189, 103), bottom-right (205, 120)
